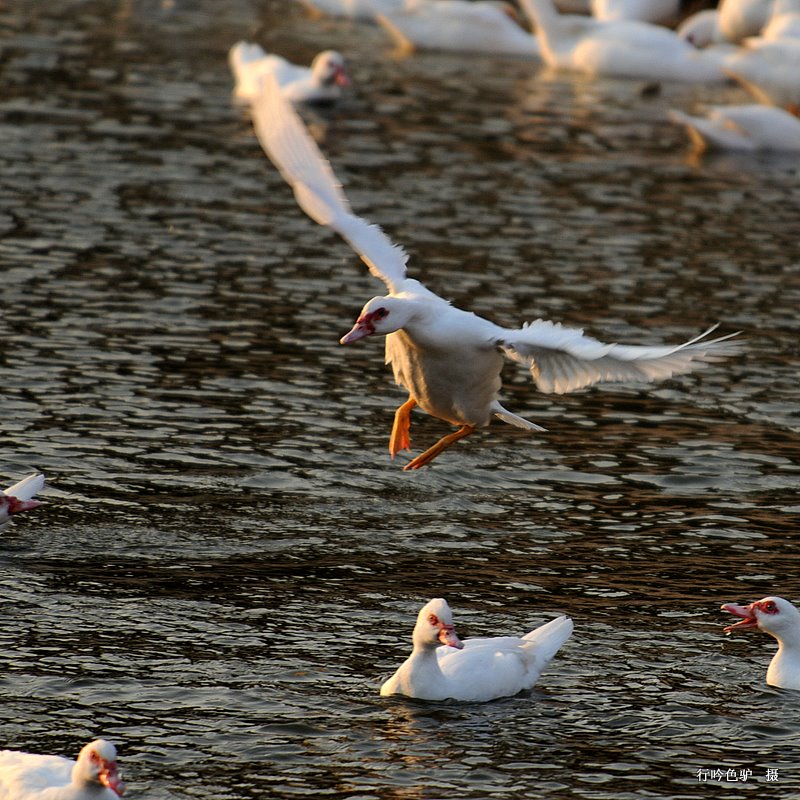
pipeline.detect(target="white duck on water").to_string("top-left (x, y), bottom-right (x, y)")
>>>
top-left (722, 596), bottom-right (800, 690)
top-left (380, 598), bottom-right (573, 701)
top-left (669, 104), bottom-right (800, 151)
top-left (0, 473), bottom-right (44, 532)
top-left (228, 42), bottom-right (349, 104)
top-left (251, 74), bottom-right (741, 470)
top-left (0, 739), bottom-right (125, 800)
top-left (519, 0), bottom-right (728, 81)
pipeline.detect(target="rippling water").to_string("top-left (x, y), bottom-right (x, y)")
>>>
top-left (1, 1), bottom-right (800, 797)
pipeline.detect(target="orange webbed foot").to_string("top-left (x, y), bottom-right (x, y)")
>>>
top-left (403, 425), bottom-right (476, 471)
top-left (389, 398), bottom-right (416, 458)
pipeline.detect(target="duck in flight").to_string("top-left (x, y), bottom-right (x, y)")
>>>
top-left (249, 75), bottom-right (741, 470)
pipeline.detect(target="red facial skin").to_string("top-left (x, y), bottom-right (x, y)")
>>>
top-left (339, 307), bottom-right (389, 344)
top-left (428, 613), bottom-right (464, 649)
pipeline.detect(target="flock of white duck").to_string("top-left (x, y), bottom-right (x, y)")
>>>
top-left (229, 0), bottom-right (800, 150)
top-left (2, 0), bottom-right (798, 794)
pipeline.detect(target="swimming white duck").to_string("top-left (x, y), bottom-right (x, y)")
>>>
top-left (717, 0), bottom-right (774, 42)
top-left (590, 0), bottom-right (679, 24)
top-left (380, 598), bottom-right (573, 701)
top-left (670, 104), bottom-right (800, 151)
top-left (676, 9), bottom-right (727, 46)
top-left (722, 596), bottom-right (800, 690)
top-left (519, 0), bottom-right (727, 81)
top-left (298, 0), bottom-right (403, 19)
top-left (0, 473), bottom-right (44, 532)
top-left (228, 42), bottom-right (350, 104)
top-left (0, 739), bottom-right (125, 799)
top-left (724, 38), bottom-right (800, 106)
top-left (376, 0), bottom-right (541, 57)
top-left (758, 0), bottom-right (800, 38)
top-left (251, 74), bottom-right (741, 469)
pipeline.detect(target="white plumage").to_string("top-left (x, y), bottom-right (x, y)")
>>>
top-left (0, 739), bottom-right (125, 800)
top-left (670, 104), bottom-right (800, 151)
top-left (380, 598), bottom-right (573, 701)
top-left (228, 42), bottom-right (349, 104)
top-left (250, 74), bottom-right (741, 469)
top-left (519, 0), bottom-right (727, 81)
top-left (0, 473), bottom-right (44, 532)
top-left (376, 0), bottom-right (541, 57)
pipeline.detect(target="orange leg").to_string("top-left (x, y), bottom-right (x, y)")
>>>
top-left (403, 425), bottom-right (476, 471)
top-left (389, 397), bottom-right (417, 458)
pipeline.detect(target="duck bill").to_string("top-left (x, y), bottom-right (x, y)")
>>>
top-left (438, 626), bottom-right (463, 649)
top-left (335, 68), bottom-right (351, 87)
top-left (339, 321), bottom-right (372, 344)
top-left (8, 497), bottom-right (41, 515)
top-left (99, 760), bottom-right (126, 796)
top-left (721, 602), bottom-right (759, 633)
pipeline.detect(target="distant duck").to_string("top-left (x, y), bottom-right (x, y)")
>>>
top-left (717, 0), bottom-right (774, 42)
top-left (724, 38), bottom-right (800, 106)
top-left (519, 0), bottom-right (727, 81)
top-left (380, 598), bottom-right (574, 701)
top-left (589, 0), bottom-right (679, 24)
top-left (377, 0), bottom-right (541, 57)
top-left (670, 104), bottom-right (800, 151)
top-left (0, 739), bottom-right (125, 799)
top-left (722, 596), bottom-right (800, 690)
top-left (297, 0), bottom-right (403, 19)
top-left (0, 473), bottom-right (44, 532)
top-left (228, 42), bottom-right (350, 104)
top-left (677, 9), bottom-right (727, 46)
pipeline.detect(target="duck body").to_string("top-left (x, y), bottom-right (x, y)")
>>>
top-left (0, 740), bottom-right (124, 800)
top-left (670, 104), bottom-right (800, 151)
top-left (377, 0), bottom-right (540, 57)
top-left (520, 0), bottom-right (726, 81)
top-left (724, 38), bottom-right (800, 105)
top-left (590, 0), bottom-right (679, 24)
top-left (723, 596), bottom-right (800, 690)
top-left (228, 42), bottom-right (349, 104)
top-left (299, 0), bottom-right (403, 19)
top-left (380, 598), bottom-right (574, 702)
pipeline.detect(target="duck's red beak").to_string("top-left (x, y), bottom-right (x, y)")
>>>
top-left (99, 759), bottom-right (126, 796)
top-left (721, 602), bottom-right (759, 633)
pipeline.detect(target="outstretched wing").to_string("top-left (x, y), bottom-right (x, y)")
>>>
top-left (250, 73), bottom-right (408, 293)
top-left (502, 321), bottom-right (742, 395)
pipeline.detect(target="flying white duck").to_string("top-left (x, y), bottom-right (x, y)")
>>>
top-left (519, 0), bottom-right (727, 81)
top-left (590, 0), bottom-right (679, 24)
top-left (380, 598), bottom-right (573, 701)
top-left (0, 739), bottom-right (125, 800)
top-left (669, 104), bottom-right (800, 151)
top-left (251, 74), bottom-right (741, 470)
top-left (723, 38), bottom-right (800, 106)
top-left (228, 42), bottom-right (350, 104)
top-left (376, 0), bottom-right (541, 58)
top-left (722, 596), bottom-right (800, 690)
top-left (0, 473), bottom-right (44, 532)
top-left (297, 0), bottom-right (403, 19)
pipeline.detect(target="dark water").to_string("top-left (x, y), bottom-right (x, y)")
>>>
top-left (1, 0), bottom-right (799, 797)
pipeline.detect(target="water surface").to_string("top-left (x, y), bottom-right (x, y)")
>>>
top-left (1, 1), bottom-right (799, 797)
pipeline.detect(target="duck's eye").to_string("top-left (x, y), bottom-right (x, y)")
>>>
top-left (374, 307), bottom-right (388, 319)
top-left (763, 601), bottom-right (778, 614)
top-left (428, 614), bottom-right (439, 626)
